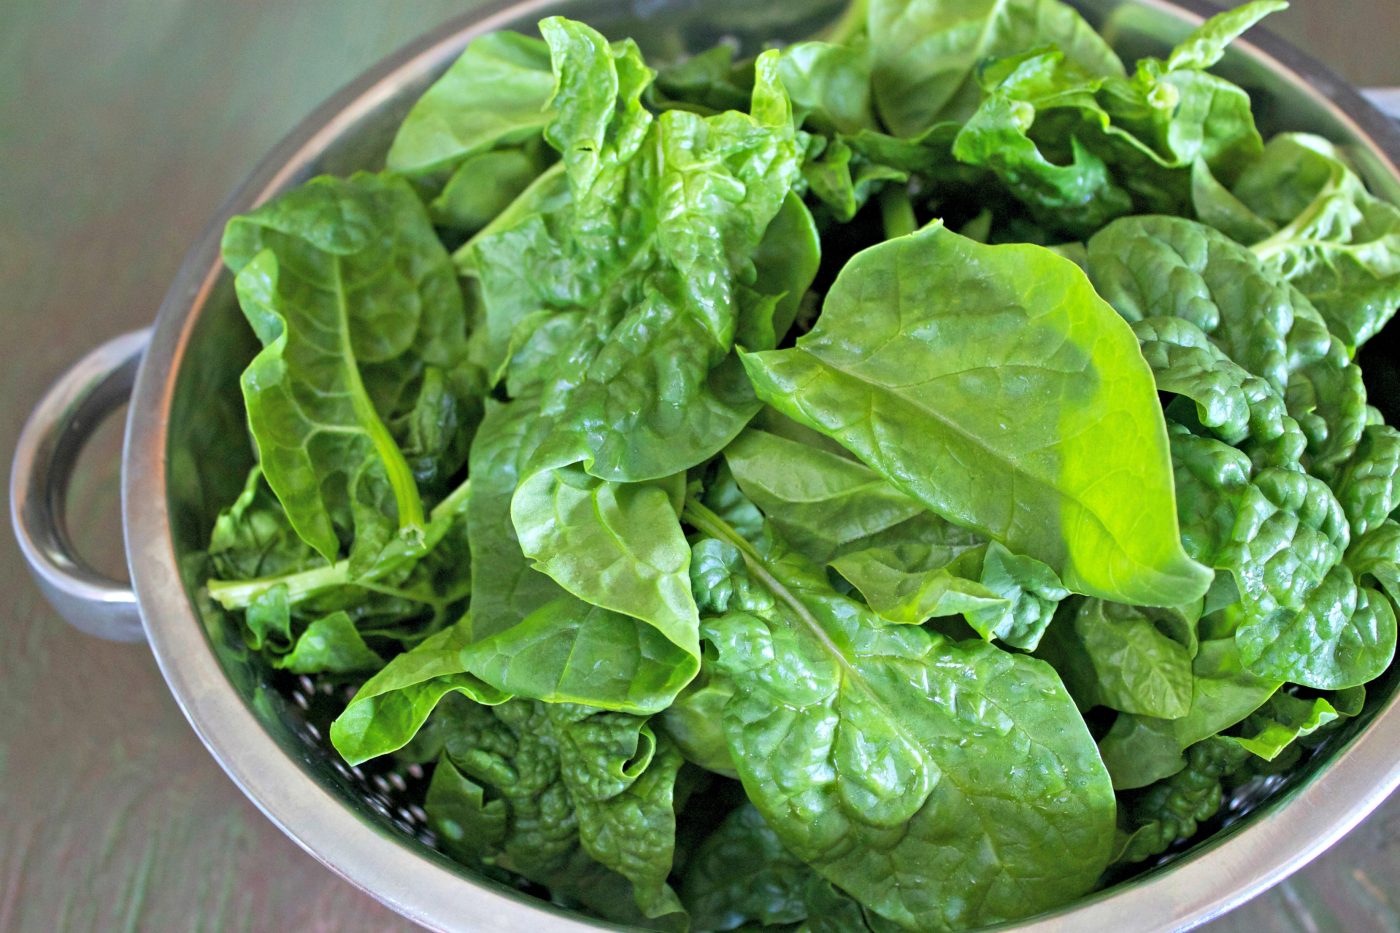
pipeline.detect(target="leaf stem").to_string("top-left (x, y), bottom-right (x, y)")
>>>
top-left (816, 0), bottom-right (869, 47)
top-left (880, 186), bottom-right (918, 240)
top-left (331, 261), bottom-right (426, 535)
top-left (682, 500), bottom-right (852, 668)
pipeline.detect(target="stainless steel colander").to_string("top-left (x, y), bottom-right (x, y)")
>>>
top-left (12, 1), bottom-right (1400, 930)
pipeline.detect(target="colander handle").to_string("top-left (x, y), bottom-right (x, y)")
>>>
top-left (11, 329), bottom-right (151, 642)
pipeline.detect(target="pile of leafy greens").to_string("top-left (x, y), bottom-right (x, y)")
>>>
top-left (202, 1), bottom-right (1400, 929)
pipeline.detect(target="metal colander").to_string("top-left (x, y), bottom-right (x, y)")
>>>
top-left (12, 0), bottom-right (1400, 930)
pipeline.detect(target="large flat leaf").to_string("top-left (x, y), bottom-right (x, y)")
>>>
top-left (744, 222), bottom-right (1210, 607)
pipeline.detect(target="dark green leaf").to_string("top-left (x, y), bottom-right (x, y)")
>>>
top-left (683, 803), bottom-right (815, 930)
top-left (687, 504), bottom-right (1115, 930)
top-left (1088, 215), bottom-right (1365, 475)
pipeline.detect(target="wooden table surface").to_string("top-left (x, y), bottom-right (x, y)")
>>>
top-left (2, 1), bottom-right (1397, 931)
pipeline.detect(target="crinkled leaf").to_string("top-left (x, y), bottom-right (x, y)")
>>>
top-left (686, 505), bottom-right (1115, 930)
top-left (1131, 315), bottom-right (1305, 469)
top-left (1089, 215), bottom-right (1365, 474)
top-left (1163, 1), bottom-right (1288, 72)
top-left (1332, 424), bottom-right (1400, 538)
top-left (1242, 134), bottom-right (1400, 349)
top-left (682, 803), bottom-right (816, 930)
top-left (963, 540), bottom-right (1068, 650)
top-left (432, 698), bottom-right (686, 928)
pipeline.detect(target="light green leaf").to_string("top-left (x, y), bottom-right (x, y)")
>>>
top-left (868, 0), bottom-right (1123, 135)
top-left (743, 222), bottom-right (1211, 607)
top-left (386, 31), bottom-right (555, 175)
top-left (329, 619), bottom-right (508, 765)
top-left (222, 173), bottom-right (467, 562)
top-left (511, 463), bottom-right (701, 666)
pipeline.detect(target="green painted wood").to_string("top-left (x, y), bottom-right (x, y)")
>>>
top-left (0, 1), bottom-right (1395, 930)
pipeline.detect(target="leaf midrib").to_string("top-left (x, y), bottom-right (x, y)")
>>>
top-left (331, 258), bottom-right (425, 532)
top-left (784, 344), bottom-right (1161, 581)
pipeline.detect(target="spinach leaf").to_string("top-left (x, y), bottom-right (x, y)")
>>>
top-left (1162, 1), bottom-right (1287, 72)
top-left (1165, 423), bottom-right (1392, 691)
top-left (744, 222), bottom-right (1211, 607)
top-left (207, 474), bottom-right (475, 641)
top-left (463, 20), bottom-right (806, 483)
top-left (329, 617), bottom-right (508, 765)
top-left (502, 463), bottom-right (701, 707)
top-left (962, 541), bottom-right (1068, 649)
top-left (222, 172), bottom-right (470, 564)
top-left (1239, 134), bottom-right (1400, 349)
top-left (1131, 315), bottom-right (1306, 469)
top-left (1332, 425), bottom-right (1400, 538)
top-left (1115, 737), bottom-right (1249, 864)
top-left (660, 665), bottom-right (738, 777)
top-left (1088, 215), bottom-right (1366, 475)
top-left (273, 611), bottom-right (385, 674)
top-left (385, 31), bottom-right (555, 176)
top-left (458, 595), bottom-right (698, 714)
top-left (1061, 598), bottom-right (1196, 719)
top-left (427, 697), bottom-right (687, 928)
top-left (207, 466), bottom-right (319, 583)
top-left (682, 803), bottom-right (815, 930)
top-left (830, 535), bottom-right (1002, 624)
top-left (778, 40), bottom-right (876, 135)
top-left (466, 397), bottom-right (565, 641)
top-left (740, 192), bottom-right (822, 349)
top-left (951, 51), bottom-right (1133, 237)
top-left (428, 144), bottom-right (551, 233)
top-left (948, 2), bottom-right (1282, 231)
top-left (1097, 635), bottom-right (1278, 789)
top-left (1224, 690), bottom-right (1346, 761)
top-left (802, 137), bottom-right (909, 223)
top-left (723, 427), bottom-right (925, 563)
top-left (511, 466), bottom-right (697, 652)
top-left (685, 502), bottom-right (1115, 930)
top-left (868, 0), bottom-right (1123, 135)
top-left (648, 44), bottom-right (755, 115)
